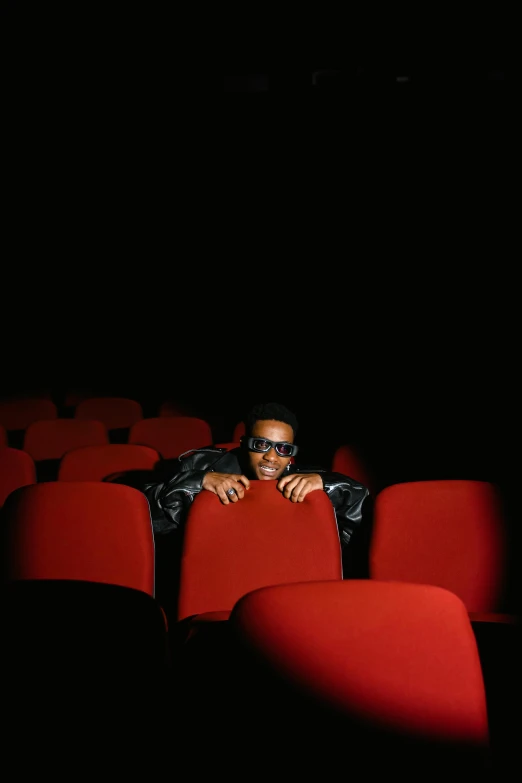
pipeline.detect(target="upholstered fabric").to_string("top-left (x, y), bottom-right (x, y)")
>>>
top-left (74, 396), bottom-right (144, 430)
top-left (230, 579), bottom-right (490, 748)
top-left (58, 443), bottom-right (159, 481)
top-left (177, 479), bottom-right (343, 621)
top-left (331, 443), bottom-right (375, 494)
top-left (0, 447), bottom-right (36, 506)
top-left (0, 398), bottom-right (57, 431)
top-left (23, 418), bottom-right (109, 461)
top-left (370, 480), bottom-right (508, 614)
top-left (2, 481), bottom-right (155, 595)
top-left (129, 416), bottom-right (213, 459)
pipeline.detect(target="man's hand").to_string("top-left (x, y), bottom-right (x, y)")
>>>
top-left (276, 473), bottom-right (324, 503)
top-left (202, 472), bottom-right (250, 504)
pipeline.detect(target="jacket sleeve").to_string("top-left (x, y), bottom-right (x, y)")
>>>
top-left (142, 468), bottom-right (207, 535)
top-left (140, 449), bottom-right (215, 536)
top-left (324, 474), bottom-right (369, 548)
top-left (141, 448), bottom-right (236, 536)
top-left (293, 466), bottom-right (370, 549)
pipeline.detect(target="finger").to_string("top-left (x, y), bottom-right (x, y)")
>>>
top-left (281, 477), bottom-right (298, 499)
top-left (237, 475), bottom-right (250, 490)
top-left (290, 480), bottom-right (308, 503)
top-left (296, 483), bottom-right (310, 502)
top-left (218, 488), bottom-right (231, 505)
top-left (228, 487), bottom-right (240, 502)
top-left (277, 475), bottom-right (290, 491)
top-left (225, 485), bottom-right (241, 503)
top-left (232, 482), bottom-right (245, 499)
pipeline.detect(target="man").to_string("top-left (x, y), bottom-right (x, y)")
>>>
top-left (143, 402), bottom-right (370, 556)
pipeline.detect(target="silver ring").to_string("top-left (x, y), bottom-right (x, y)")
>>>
top-left (227, 488), bottom-right (236, 496)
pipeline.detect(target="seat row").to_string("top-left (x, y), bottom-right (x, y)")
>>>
top-left (0, 418), bottom-right (373, 500)
top-left (2, 476), bottom-right (516, 620)
top-left (1, 478), bottom-right (518, 774)
top-left (0, 395), bottom-right (238, 435)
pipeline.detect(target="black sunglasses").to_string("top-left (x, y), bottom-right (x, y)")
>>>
top-left (242, 436), bottom-right (298, 458)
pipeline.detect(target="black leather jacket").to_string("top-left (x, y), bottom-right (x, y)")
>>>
top-left (142, 446), bottom-right (370, 549)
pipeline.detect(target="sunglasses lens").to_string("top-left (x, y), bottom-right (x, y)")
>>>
top-left (249, 438), bottom-right (295, 457)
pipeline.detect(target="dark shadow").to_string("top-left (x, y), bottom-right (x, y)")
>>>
top-left (1, 579), bottom-right (177, 766)
top-left (7, 429), bottom-right (24, 449)
top-left (35, 458), bottom-right (61, 482)
top-left (173, 618), bottom-right (495, 778)
top-left (472, 619), bottom-right (522, 776)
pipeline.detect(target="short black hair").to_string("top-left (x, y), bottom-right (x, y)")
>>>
top-left (245, 402), bottom-right (299, 439)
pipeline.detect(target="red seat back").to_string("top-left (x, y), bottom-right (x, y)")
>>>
top-left (3, 580), bottom-right (170, 732)
top-left (23, 419), bottom-right (109, 461)
top-left (0, 447), bottom-right (37, 506)
top-left (64, 389), bottom-right (95, 407)
top-left (370, 480), bottom-right (509, 613)
top-left (158, 400), bottom-right (196, 417)
top-left (177, 480), bottom-right (343, 621)
top-left (233, 420), bottom-right (245, 441)
top-left (0, 424), bottom-right (7, 446)
top-left (128, 416), bottom-right (213, 459)
top-left (2, 481), bottom-right (155, 595)
top-left (0, 398), bottom-right (57, 431)
top-left (230, 580), bottom-right (490, 766)
top-left (74, 397), bottom-right (143, 430)
top-left (58, 443), bottom-right (160, 482)
top-left (331, 443), bottom-right (376, 494)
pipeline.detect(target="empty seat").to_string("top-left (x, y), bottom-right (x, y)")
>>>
top-left (23, 418), bottom-right (109, 461)
top-left (128, 416), bottom-right (213, 459)
top-left (2, 481), bottom-right (155, 596)
top-left (58, 443), bottom-right (160, 482)
top-left (331, 443), bottom-right (376, 494)
top-left (232, 420), bottom-right (245, 441)
top-left (64, 389), bottom-right (96, 407)
top-left (0, 424), bottom-right (7, 446)
top-left (0, 398), bottom-right (58, 431)
top-left (2, 579), bottom-right (172, 759)
top-left (173, 479), bottom-right (345, 741)
top-left (74, 396), bottom-right (144, 430)
top-left (370, 480), bottom-right (512, 617)
top-left (0, 447), bottom-right (37, 507)
top-left (227, 580), bottom-right (491, 775)
top-left (158, 400), bottom-right (196, 417)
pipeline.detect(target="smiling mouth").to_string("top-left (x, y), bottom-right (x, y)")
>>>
top-left (259, 465), bottom-right (278, 474)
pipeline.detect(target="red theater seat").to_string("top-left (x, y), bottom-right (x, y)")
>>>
top-left (2, 481), bottom-right (155, 596)
top-left (228, 580), bottom-right (491, 775)
top-left (74, 397), bottom-right (144, 430)
top-left (0, 398), bottom-right (57, 431)
top-left (2, 579), bottom-right (172, 758)
top-left (177, 479), bottom-right (343, 625)
top-left (23, 419), bottom-right (109, 462)
top-left (0, 447), bottom-right (37, 507)
top-left (331, 443), bottom-right (376, 495)
top-left (128, 416), bottom-right (213, 459)
top-left (370, 480), bottom-right (512, 617)
top-left (58, 443), bottom-right (160, 482)
top-left (232, 420), bottom-right (245, 441)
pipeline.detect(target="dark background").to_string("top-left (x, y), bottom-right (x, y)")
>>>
top-left (2, 4), bottom-right (516, 491)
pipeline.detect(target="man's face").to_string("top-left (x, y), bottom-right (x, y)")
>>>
top-left (245, 419), bottom-right (295, 481)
